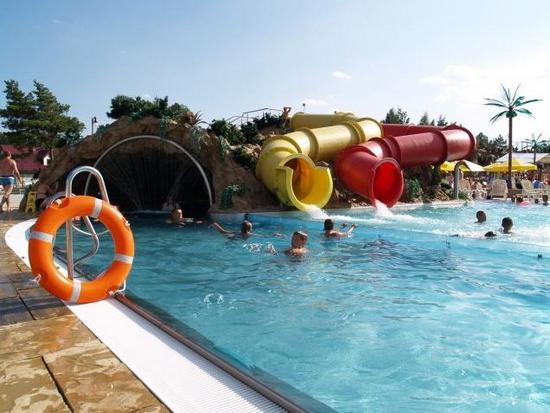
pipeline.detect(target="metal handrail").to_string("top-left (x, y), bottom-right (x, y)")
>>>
top-left (226, 107), bottom-right (285, 126)
top-left (64, 166), bottom-right (110, 279)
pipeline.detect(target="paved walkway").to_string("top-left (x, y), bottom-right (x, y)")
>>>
top-left (0, 212), bottom-right (170, 413)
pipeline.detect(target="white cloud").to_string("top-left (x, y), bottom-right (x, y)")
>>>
top-left (420, 54), bottom-right (550, 140)
top-left (332, 71), bottom-right (351, 80)
top-left (141, 93), bottom-right (152, 99)
top-left (303, 98), bottom-right (329, 107)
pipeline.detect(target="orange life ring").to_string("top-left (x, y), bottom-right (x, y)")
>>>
top-left (28, 195), bottom-right (134, 304)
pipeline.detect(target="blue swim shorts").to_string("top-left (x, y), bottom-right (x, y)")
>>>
top-left (0, 176), bottom-right (15, 186)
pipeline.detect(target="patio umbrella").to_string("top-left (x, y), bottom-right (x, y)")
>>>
top-left (440, 160), bottom-right (485, 172)
top-left (484, 159), bottom-right (537, 172)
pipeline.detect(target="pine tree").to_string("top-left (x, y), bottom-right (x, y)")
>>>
top-left (436, 115), bottom-right (448, 126)
top-left (382, 107), bottom-right (410, 124)
top-left (418, 112), bottom-right (430, 125)
top-left (0, 80), bottom-right (36, 145)
top-left (31, 81), bottom-right (84, 150)
top-left (0, 80), bottom-right (84, 157)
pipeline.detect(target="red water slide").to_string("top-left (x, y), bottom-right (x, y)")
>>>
top-left (334, 124), bottom-right (476, 207)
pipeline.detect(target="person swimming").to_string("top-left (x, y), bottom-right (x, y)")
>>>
top-left (323, 219), bottom-right (356, 238)
top-left (542, 194), bottom-right (549, 206)
top-left (501, 217), bottom-right (513, 234)
top-left (475, 210), bottom-right (487, 223)
top-left (167, 208), bottom-right (185, 225)
top-left (211, 220), bottom-right (253, 239)
top-left (285, 231), bottom-right (309, 257)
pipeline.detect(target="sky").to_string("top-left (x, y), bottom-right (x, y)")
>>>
top-left (1, 0), bottom-right (550, 145)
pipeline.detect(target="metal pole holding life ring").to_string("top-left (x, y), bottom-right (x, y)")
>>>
top-left (28, 166), bottom-right (135, 304)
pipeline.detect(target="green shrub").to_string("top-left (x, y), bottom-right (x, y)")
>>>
top-left (233, 146), bottom-right (258, 170)
top-left (430, 165), bottom-right (442, 186)
top-left (404, 178), bottom-right (422, 201)
top-left (220, 184), bottom-right (247, 209)
top-left (240, 121), bottom-right (260, 144)
top-left (253, 112), bottom-right (282, 129)
top-left (209, 119), bottom-right (244, 145)
top-left (458, 190), bottom-right (470, 200)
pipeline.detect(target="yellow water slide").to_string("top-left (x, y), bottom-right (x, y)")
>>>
top-left (255, 113), bottom-right (382, 210)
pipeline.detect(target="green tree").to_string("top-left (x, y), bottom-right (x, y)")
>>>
top-left (521, 133), bottom-right (549, 164)
top-left (0, 80), bottom-right (36, 145)
top-left (106, 95), bottom-right (191, 121)
top-left (382, 107), bottom-right (409, 124)
top-left (472, 132), bottom-right (507, 165)
top-left (484, 84), bottom-right (542, 186)
top-left (0, 80), bottom-right (84, 156)
top-left (418, 112), bottom-right (430, 125)
top-left (31, 81), bottom-right (84, 150)
top-left (436, 115), bottom-right (448, 127)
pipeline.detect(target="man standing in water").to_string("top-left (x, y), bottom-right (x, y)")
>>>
top-left (0, 151), bottom-right (23, 214)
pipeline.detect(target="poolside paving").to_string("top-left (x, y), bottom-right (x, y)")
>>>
top-left (0, 211), bottom-right (171, 413)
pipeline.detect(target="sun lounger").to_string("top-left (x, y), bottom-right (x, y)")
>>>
top-left (520, 180), bottom-right (544, 200)
top-left (488, 179), bottom-right (508, 199)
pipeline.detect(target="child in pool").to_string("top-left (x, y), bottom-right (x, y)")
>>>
top-left (285, 231), bottom-right (309, 256)
top-left (323, 219), bottom-right (356, 238)
top-left (211, 220), bottom-right (253, 239)
top-left (475, 210), bottom-right (487, 223)
top-left (501, 217), bottom-right (513, 234)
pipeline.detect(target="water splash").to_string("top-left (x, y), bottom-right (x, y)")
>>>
top-left (303, 205), bottom-right (330, 220)
top-left (374, 199), bottom-right (394, 217)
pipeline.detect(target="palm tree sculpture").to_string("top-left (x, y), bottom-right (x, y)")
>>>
top-left (484, 85), bottom-right (542, 187)
top-left (521, 133), bottom-right (549, 164)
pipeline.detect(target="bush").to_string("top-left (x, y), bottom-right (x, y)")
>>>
top-left (209, 119), bottom-right (244, 145)
top-left (220, 184), bottom-right (247, 209)
top-left (404, 178), bottom-right (422, 201)
top-left (240, 121), bottom-right (260, 144)
top-left (253, 112), bottom-right (282, 129)
top-left (458, 190), bottom-right (470, 200)
top-left (107, 95), bottom-right (191, 121)
top-left (233, 146), bottom-right (257, 170)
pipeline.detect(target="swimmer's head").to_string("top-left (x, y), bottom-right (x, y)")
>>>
top-left (501, 217), bottom-right (513, 233)
top-left (476, 210), bottom-right (487, 223)
top-left (171, 208), bottom-right (183, 222)
top-left (484, 231), bottom-right (497, 238)
top-left (241, 220), bottom-right (252, 234)
top-left (291, 231), bottom-right (308, 248)
top-left (324, 219), bottom-right (334, 231)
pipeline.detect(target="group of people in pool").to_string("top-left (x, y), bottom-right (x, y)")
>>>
top-left (514, 194), bottom-right (549, 206)
top-left (167, 207), bottom-right (357, 256)
top-left (474, 210), bottom-right (514, 238)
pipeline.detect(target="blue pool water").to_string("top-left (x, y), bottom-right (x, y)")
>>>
top-left (69, 201), bottom-right (550, 412)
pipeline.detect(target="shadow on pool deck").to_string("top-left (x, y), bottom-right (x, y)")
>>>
top-left (0, 213), bottom-right (170, 413)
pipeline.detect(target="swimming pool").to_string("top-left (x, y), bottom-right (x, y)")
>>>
top-left (69, 201), bottom-right (549, 412)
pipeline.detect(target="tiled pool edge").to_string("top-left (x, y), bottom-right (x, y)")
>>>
top-left (5, 221), bottom-right (298, 412)
top-left (6, 219), bottom-right (333, 413)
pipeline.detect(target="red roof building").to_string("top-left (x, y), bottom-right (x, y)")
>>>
top-left (0, 144), bottom-right (47, 174)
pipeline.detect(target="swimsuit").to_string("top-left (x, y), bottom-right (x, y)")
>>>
top-left (0, 176), bottom-right (15, 186)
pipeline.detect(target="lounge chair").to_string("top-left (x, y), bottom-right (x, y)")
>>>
top-left (472, 182), bottom-right (487, 199)
top-left (488, 179), bottom-right (508, 199)
top-left (520, 180), bottom-right (544, 200)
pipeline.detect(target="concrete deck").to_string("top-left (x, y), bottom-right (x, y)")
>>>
top-left (0, 212), bottom-right (170, 413)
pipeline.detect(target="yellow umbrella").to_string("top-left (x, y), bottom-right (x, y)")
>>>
top-left (440, 160), bottom-right (484, 172)
top-left (484, 158), bottom-right (537, 172)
